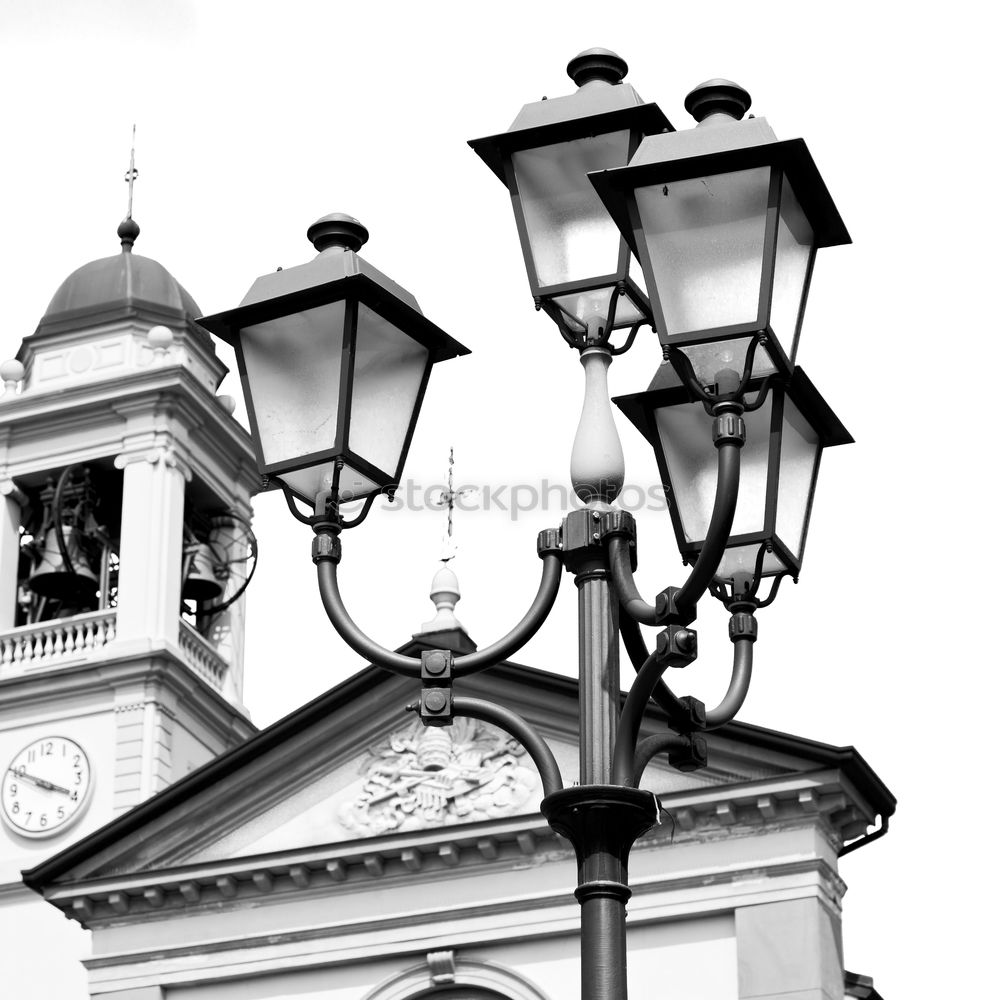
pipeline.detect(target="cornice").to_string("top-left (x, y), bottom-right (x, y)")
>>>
top-left (0, 365), bottom-right (248, 456)
top-left (0, 365), bottom-right (258, 503)
top-left (0, 644), bottom-right (255, 743)
top-left (67, 853), bottom-right (842, 978)
top-left (35, 763), bottom-right (860, 931)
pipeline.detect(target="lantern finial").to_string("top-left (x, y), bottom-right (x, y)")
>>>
top-left (684, 79), bottom-right (752, 124)
top-left (567, 48), bottom-right (628, 88)
top-left (306, 213), bottom-right (370, 254)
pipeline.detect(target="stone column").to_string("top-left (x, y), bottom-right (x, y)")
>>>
top-left (0, 479), bottom-right (27, 630)
top-left (113, 444), bottom-right (189, 647)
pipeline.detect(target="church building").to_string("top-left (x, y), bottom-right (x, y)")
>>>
top-left (0, 214), bottom-right (892, 1000)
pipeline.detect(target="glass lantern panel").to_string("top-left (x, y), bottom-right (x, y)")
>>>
top-left (635, 166), bottom-right (770, 335)
top-left (774, 396), bottom-right (821, 561)
top-left (512, 130), bottom-right (631, 293)
top-left (279, 462), bottom-right (380, 505)
top-left (654, 393), bottom-right (772, 544)
top-left (551, 286), bottom-right (645, 334)
top-left (348, 304), bottom-right (430, 477)
top-left (769, 175), bottom-right (814, 359)
top-left (713, 543), bottom-right (785, 582)
top-left (240, 300), bottom-right (347, 470)
top-left (677, 336), bottom-right (776, 388)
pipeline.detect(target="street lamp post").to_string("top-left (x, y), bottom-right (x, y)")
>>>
top-left (198, 50), bottom-right (852, 1000)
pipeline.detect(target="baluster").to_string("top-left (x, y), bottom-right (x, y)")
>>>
top-left (106, 615), bottom-right (116, 643)
top-left (34, 631), bottom-right (46, 661)
top-left (54, 625), bottom-right (66, 657)
top-left (12, 637), bottom-right (24, 663)
top-left (83, 620), bottom-right (95, 650)
top-left (1, 638), bottom-right (11, 665)
top-left (94, 618), bottom-right (106, 648)
top-left (73, 621), bottom-right (85, 652)
top-left (42, 627), bottom-right (55, 658)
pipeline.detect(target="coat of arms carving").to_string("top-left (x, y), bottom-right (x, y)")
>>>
top-left (337, 718), bottom-right (538, 836)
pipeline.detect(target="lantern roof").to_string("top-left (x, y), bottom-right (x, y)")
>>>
top-left (590, 115), bottom-right (851, 254)
top-left (614, 366), bottom-right (854, 450)
top-left (198, 214), bottom-right (469, 363)
top-left (469, 48), bottom-right (672, 183)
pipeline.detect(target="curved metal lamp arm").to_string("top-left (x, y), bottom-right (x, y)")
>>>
top-left (452, 553), bottom-right (562, 676)
top-left (612, 648), bottom-right (683, 786)
top-left (672, 433), bottom-right (742, 614)
top-left (619, 611), bottom-right (693, 729)
top-left (611, 623), bottom-right (756, 785)
top-left (631, 733), bottom-right (688, 786)
top-left (450, 696), bottom-right (563, 797)
top-left (608, 410), bottom-right (743, 628)
top-left (316, 558), bottom-right (423, 677)
top-left (314, 527), bottom-right (561, 679)
top-left (704, 637), bottom-right (753, 729)
top-left (608, 537), bottom-right (657, 626)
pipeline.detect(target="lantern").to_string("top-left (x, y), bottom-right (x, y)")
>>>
top-left (591, 80), bottom-right (849, 384)
top-left (469, 48), bottom-right (670, 342)
top-left (615, 367), bottom-right (851, 584)
top-left (197, 214), bottom-right (469, 504)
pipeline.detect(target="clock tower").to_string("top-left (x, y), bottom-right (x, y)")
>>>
top-left (0, 215), bottom-right (259, 996)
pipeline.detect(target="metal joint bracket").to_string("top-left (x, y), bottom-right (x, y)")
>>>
top-left (678, 695), bottom-right (707, 732)
top-left (668, 732), bottom-right (709, 772)
top-left (560, 508), bottom-right (609, 573)
top-left (712, 412), bottom-right (746, 448)
top-left (654, 586), bottom-right (697, 627)
top-left (419, 649), bottom-right (454, 727)
top-left (729, 612), bottom-right (758, 643)
top-left (654, 624), bottom-right (698, 667)
top-left (311, 532), bottom-right (342, 564)
top-left (599, 509), bottom-right (636, 542)
top-left (537, 527), bottom-right (563, 558)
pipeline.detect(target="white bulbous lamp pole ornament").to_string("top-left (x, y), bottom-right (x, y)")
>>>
top-left (570, 346), bottom-right (625, 506)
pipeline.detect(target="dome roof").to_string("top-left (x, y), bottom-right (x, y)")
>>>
top-left (43, 250), bottom-right (200, 320)
top-left (40, 217), bottom-right (200, 326)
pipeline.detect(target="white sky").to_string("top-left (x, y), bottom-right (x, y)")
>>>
top-left (1, 1), bottom-right (996, 996)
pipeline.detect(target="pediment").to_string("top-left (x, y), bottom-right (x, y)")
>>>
top-left (24, 654), bottom-right (893, 897)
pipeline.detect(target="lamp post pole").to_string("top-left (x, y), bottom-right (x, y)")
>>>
top-left (198, 50), bottom-right (853, 1000)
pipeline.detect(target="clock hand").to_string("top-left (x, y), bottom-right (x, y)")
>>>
top-left (7, 768), bottom-right (71, 795)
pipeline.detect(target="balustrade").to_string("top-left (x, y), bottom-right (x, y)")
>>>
top-left (177, 619), bottom-right (227, 691)
top-left (0, 610), bottom-right (117, 671)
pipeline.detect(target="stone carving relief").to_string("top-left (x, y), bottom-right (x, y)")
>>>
top-left (337, 718), bottom-right (538, 836)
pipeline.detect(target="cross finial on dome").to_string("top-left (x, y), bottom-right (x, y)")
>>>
top-left (119, 124), bottom-right (140, 252)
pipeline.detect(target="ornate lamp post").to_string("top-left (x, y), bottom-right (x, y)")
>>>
top-left (198, 51), bottom-right (852, 1000)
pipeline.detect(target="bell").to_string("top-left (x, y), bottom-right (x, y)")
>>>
top-left (182, 542), bottom-right (226, 602)
top-left (27, 526), bottom-right (99, 599)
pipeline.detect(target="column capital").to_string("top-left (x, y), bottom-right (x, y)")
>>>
top-left (0, 473), bottom-right (28, 506)
top-left (114, 444), bottom-right (193, 482)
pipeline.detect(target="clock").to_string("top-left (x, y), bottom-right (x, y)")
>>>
top-left (1, 735), bottom-right (93, 838)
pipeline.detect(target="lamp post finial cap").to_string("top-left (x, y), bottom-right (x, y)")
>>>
top-left (684, 79), bottom-right (752, 123)
top-left (567, 48), bottom-right (628, 87)
top-left (307, 213), bottom-right (370, 253)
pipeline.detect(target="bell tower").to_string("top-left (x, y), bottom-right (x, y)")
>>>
top-left (0, 213), bottom-right (259, 996)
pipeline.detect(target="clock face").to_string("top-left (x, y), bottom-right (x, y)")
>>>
top-left (1, 736), bottom-right (93, 838)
